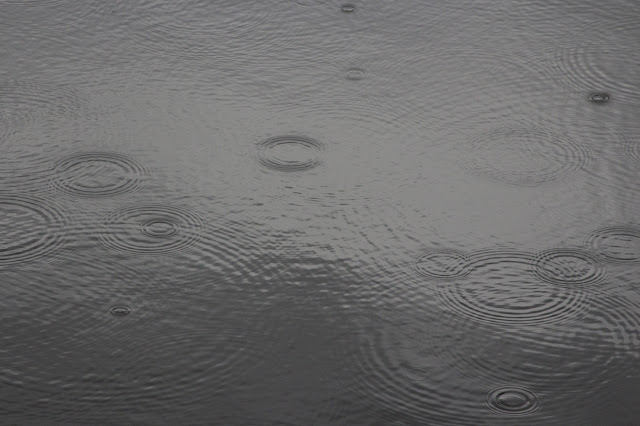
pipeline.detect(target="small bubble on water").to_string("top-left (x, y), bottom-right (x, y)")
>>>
top-left (108, 305), bottom-right (132, 317)
top-left (341, 4), bottom-right (355, 13)
top-left (589, 93), bottom-right (611, 103)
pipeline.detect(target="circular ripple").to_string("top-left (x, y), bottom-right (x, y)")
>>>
top-left (458, 127), bottom-right (593, 186)
top-left (485, 386), bottom-right (540, 416)
top-left (0, 193), bottom-right (74, 267)
top-left (584, 226), bottom-right (640, 264)
top-left (108, 305), bottom-right (132, 317)
top-left (50, 152), bottom-right (148, 197)
top-left (255, 136), bottom-right (326, 173)
top-left (345, 68), bottom-right (366, 81)
top-left (413, 250), bottom-right (472, 280)
top-left (589, 93), bottom-right (611, 104)
top-left (99, 205), bottom-right (206, 255)
top-left (533, 248), bottom-right (606, 287)
top-left (432, 249), bottom-right (589, 326)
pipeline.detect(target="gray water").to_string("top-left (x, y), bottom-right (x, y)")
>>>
top-left (1, 0), bottom-right (640, 424)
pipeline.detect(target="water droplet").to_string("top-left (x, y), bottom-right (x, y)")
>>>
top-left (341, 4), bottom-right (355, 13)
top-left (345, 68), bottom-right (366, 80)
top-left (108, 305), bottom-right (132, 317)
top-left (589, 93), bottom-right (611, 103)
top-left (486, 386), bottom-right (540, 416)
top-left (255, 135), bottom-right (326, 172)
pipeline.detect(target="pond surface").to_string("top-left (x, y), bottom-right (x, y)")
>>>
top-left (1, 1), bottom-right (640, 424)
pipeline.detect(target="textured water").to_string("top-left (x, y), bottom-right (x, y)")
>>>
top-left (1, 0), bottom-right (640, 424)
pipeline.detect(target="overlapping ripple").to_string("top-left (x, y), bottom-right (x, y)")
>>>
top-left (431, 248), bottom-right (589, 326)
top-left (0, 193), bottom-right (76, 267)
top-left (98, 205), bottom-right (206, 255)
top-left (50, 152), bottom-right (149, 197)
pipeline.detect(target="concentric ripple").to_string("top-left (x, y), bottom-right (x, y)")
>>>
top-left (432, 249), bottom-right (588, 326)
top-left (584, 226), bottom-right (640, 264)
top-left (50, 152), bottom-right (148, 197)
top-left (255, 135), bottom-right (326, 172)
top-left (99, 205), bottom-right (206, 255)
top-left (0, 193), bottom-right (74, 267)
top-left (485, 386), bottom-right (541, 416)
top-left (413, 249), bottom-right (472, 279)
top-left (532, 248), bottom-right (606, 286)
top-left (458, 127), bottom-right (593, 186)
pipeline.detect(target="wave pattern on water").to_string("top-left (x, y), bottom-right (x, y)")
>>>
top-left (457, 126), bottom-right (594, 186)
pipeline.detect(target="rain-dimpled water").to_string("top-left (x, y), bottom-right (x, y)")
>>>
top-left (1, 1), bottom-right (640, 424)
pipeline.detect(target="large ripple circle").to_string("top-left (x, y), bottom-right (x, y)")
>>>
top-left (255, 135), bottom-right (326, 172)
top-left (584, 226), bottom-right (640, 264)
top-left (51, 152), bottom-right (148, 197)
top-left (532, 248), bottom-right (606, 287)
top-left (458, 127), bottom-right (593, 186)
top-left (99, 205), bottom-right (206, 255)
top-left (0, 193), bottom-right (74, 267)
top-left (433, 249), bottom-right (588, 326)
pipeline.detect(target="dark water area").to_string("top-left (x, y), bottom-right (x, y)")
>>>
top-left (1, 0), bottom-right (640, 424)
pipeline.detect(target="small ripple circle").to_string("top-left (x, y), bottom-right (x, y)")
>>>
top-left (584, 226), bottom-right (640, 264)
top-left (255, 135), bottom-right (326, 172)
top-left (414, 250), bottom-right (472, 279)
top-left (50, 152), bottom-right (148, 197)
top-left (532, 248), bottom-right (606, 287)
top-left (589, 93), bottom-right (611, 103)
top-left (0, 193), bottom-right (72, 267)
top-left (108, 305), bottom-right (132, 317)
top-left (485, 386), bottom-right (540, 416)
top-left (99, 205), bottom-right (206, 255)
